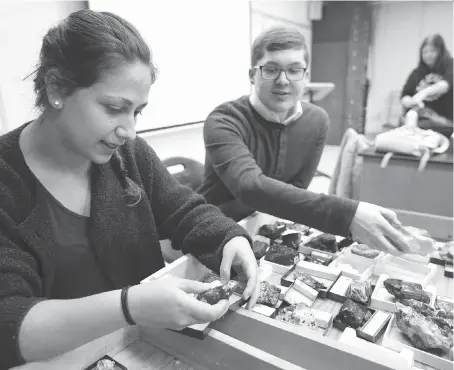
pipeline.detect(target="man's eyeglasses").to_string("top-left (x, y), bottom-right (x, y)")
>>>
top-left (253, 65), bottom-right (306, 81)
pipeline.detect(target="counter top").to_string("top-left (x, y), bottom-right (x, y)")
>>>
top-left (358, 147), bottom-right (453, 164)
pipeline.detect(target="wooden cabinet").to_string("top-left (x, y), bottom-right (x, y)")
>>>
top-left (358, 149), bottom-right (453, 220)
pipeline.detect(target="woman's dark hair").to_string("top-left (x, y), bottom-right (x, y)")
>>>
top-left (31, 9), bottom-right (156, 205)
top-left (418, 33), bottom-right (452, 72)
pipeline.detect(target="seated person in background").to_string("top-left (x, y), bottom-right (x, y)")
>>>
top-left (198, 26), bottom-right (412, 256)
top-left (400, 34), bottom-right (453, 137)
top-left (0, 10), bottom-right (258, 369)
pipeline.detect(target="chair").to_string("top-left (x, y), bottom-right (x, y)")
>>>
top-left (328, 128), bottom-right (372, 200)
top-left (162, 157), bottom-right (205, 191)
top-left (161, 157), bottom-right (205, 263)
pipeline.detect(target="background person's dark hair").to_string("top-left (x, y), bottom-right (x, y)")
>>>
top-left (418, 33), bottom-right (452, 72)
top-left (251, 27), bottom-right (310, 68)
top-left (31, 9), bottom-right (156, 206)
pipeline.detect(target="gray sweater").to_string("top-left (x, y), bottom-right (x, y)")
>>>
top-left (0, 123), bottom-right (250, 369)
top-left (198, 96), bottom-right (358, 236)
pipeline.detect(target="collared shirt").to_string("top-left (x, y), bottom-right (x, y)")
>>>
top-left (249, 88), bottom-right (303, 124)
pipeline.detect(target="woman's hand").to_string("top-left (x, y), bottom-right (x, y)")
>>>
top-left (219, 236), bottom-right (259, 309)
top-left (350, 202), bottom-right (412, 255)
top-left (128, 277), bottom-right (230, 330)
top-left (401, 95), bottom-right (424, 109)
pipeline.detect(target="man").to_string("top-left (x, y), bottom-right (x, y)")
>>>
top-left (198, 26), bottom-right (411, 254)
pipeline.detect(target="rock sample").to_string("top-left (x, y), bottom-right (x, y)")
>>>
top-left (439, 241), bottom-right (454, 262)
top-left (282, 232), bottom-right (302, 250)
top-left (252, 240), bottom-right (269, 260)
top-left (288, 223), bottom-right (310, 234)
top-left (395, 299), bottom-right (453, 354)
top-left (383, 279), bottom-right (430, 303)
top-left (264, 244), bottom-right (300, 266)
top-left (197, 284), bottom-right (235, 305)
top-left (346, 280), bottom-right (372, 305)
top-left (275, 304), bottom-right (317, 331)
top-left (258, 222), bottom-right (287, 239)
top-left (304, 256), bottom-right (327, 265)
top-left (334, 299), bottom-right (372, 329)
top-left (391, 223), bottom-right (437, 255)
top-left (436, 300), bottom-right (454, 322)
top-left (338, 237), bottom-right (355, 251)
top-left (351, 244), bottom-right (381, 259)
top-left (294, 272), bottom-right (327, 291)
top-left (257, 281), bottom-right (281, 307)
top-left (306, 233), bottom-right (338, 253)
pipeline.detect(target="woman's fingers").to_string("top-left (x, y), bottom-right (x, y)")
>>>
top-left (177, 291), bottom-right (230, 324)
top-left (175, 278), bottom-right (219, 294)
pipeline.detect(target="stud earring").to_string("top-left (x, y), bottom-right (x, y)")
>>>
top-left (55, 101), bottom-right (60, 106)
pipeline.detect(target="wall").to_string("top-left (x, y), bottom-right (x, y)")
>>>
top-left (311, 2), bottom-right (372, 144)
top-left (311, 1), bottom-right (352, 144)
top-left (0, 1), bottom-right (317, 164)
top-left (143, 0), bottom-right (315, 163)
top-left (365, 1), bottom-right (453, 135)
top-left (0, 1), bottom-right (315, 135)
top-left (90, 0), bottom-right (251, 132)
top-left (0, 1), bottom-right (87, 134)
top-left (140, 123), bottom-right (205, 164)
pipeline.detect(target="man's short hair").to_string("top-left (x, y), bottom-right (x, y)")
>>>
top-left (251, 27), bottom-right (309, 68)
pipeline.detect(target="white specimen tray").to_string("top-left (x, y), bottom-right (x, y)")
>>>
top-left (339, 328), bottom-right (415, 370)
top-left (329, 252), bottom-right (375, 280)
top-left (373, 254), bottom-right (437, 287)
top-left (259, 253), bottom-right (302, 275)
top-left (370, 274), bottom-right (436, 313)
top-left (383, 314), bottom-right (453, 370)
top-left (340, 243), bottom-right (385, 262)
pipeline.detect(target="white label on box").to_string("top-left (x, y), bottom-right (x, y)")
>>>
top-left (330, 276), bottom-right (352, 297)
top-left (311, 251), bottom-right (332, 262)
top-left (258, 264), bottom-right (273, 282)
top-left (311, 308), bottom-right (332, 329)
top-left (296, 261), bottom-right (340, 280)
top-left (292, 280), bottom-right (318, 300)
top-left (284, 288), bottom-right (315, 307)
top-left (362, 311), bottom-right (391, 336)
top-left (278, 285), bottom-right (290, 300)
top-left (249, 303), bottom-right (276, 317)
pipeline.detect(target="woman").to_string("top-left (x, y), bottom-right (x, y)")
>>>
top-left (401, 34), bottom-right (453, 137)
top-left (0, 10), bottom-right (258, 368)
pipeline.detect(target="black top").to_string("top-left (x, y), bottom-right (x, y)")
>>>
top-left (401, 57), bottom-right (453, 120)
top-left (198, 96), bottom-right (358, 237)
top-left (40, 185), bottom-right (111, 299)
top-left (0, 122), bottom-right (250, 369)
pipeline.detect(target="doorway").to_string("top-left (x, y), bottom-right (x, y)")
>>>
top-left (311, 1), bottom-right (371, 145)
top-left (311, 41), bottom-right (349, 145)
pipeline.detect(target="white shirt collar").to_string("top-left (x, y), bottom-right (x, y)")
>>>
top-left (249, 88), bottom-right (303, 125)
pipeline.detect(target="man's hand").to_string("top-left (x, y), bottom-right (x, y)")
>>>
top-left (350, 202), bottom-right (412, 254)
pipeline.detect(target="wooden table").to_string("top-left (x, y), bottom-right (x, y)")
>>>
top-left (14, 212), bottom-right (453, 370)
top-left (16, 264), bottom-right (450, 370)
